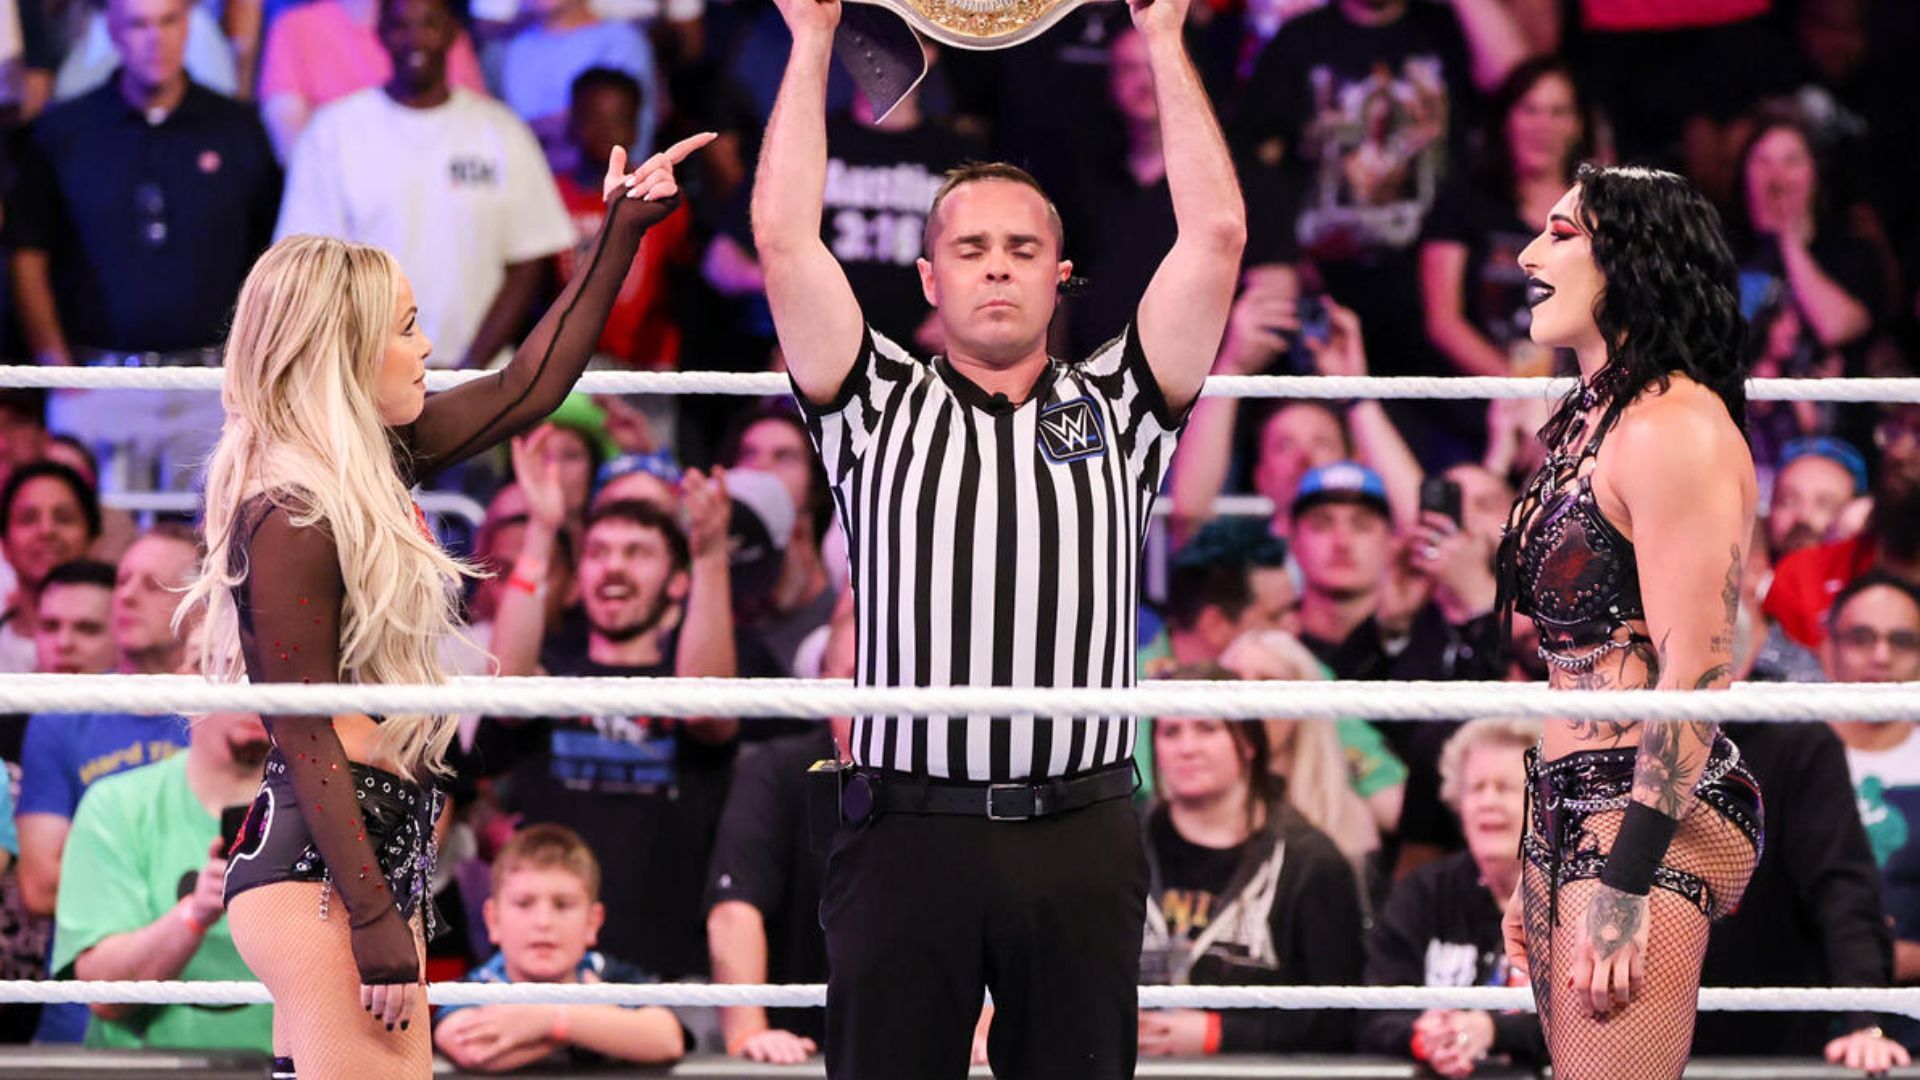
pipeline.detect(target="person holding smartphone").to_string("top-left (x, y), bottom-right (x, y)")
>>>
top-left (1409, 466), bottom-right (1508, 632)
top-left (51, 710), bottom-right (274, 1051)
top-left (1290, 462), bottom-right (1506, 873)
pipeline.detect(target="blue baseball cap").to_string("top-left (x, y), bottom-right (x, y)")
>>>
top-left (1291, 461), bottom-right (1390, 520)
top-left (597, 449), bottom-right (682, 489)
top-left (1778, 436), bottom-right (1868, 496)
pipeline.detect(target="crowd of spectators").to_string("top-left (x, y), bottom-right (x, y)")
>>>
top-left (0, 0), bottom-right (1917, 1069)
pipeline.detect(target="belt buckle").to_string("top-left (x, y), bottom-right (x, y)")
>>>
top-left (986, 783), bottom-right (1035, 821)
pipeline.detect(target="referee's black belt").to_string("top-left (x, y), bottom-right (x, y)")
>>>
top-left (845, 761), bottom-right (1137, 823)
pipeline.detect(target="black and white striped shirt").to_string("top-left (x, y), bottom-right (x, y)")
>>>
top-left (795, 324), bottom-right (1187, 781)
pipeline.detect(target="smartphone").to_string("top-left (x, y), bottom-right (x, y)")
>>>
top-left (1420, 476), bottom-right (1463, 527)
top-left (1293, 294), bottom-right (1332, 347)
top-left (220, 804), bottom-right (252, 853)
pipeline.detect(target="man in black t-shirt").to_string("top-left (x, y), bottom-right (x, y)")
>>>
top-left (705, 611), bottom-right (854, 1062)
top-left (5, 0), bottom-right (280, 366)
top-left (477, 497), bottom-right (741, 980)
top-left (1696, 721), bottom-right (1901, 1062)
top-left (1235, 0), bottom-right (1527, 281)
top-left (1234, 0), bottom-right (1527, 457)
top-left (6, 0), bottom-right (280, 488)
top-left (818, 77), bottom-right (985, 352)
top-left (1066, 27), bottom-right (1178, 358)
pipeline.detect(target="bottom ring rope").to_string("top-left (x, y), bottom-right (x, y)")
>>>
top-left (2, 982), bottom-right (1915, 1018)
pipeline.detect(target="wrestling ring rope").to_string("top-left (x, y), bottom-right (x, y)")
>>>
top-left (7, 365), bottom-right (1918, 1027)
top-left (1, 674), bottom-right (1918, 722)
top-left (0, 981), bottom-right (1909, 1018)
top-left (2, 366), bottom-right (1919, 401)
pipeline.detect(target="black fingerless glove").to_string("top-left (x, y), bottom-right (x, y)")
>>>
top-left (1600, 801), bottom-right (1680, 896)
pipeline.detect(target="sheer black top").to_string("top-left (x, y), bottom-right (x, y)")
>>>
top-left (226, 191), bottom-right (681, 982)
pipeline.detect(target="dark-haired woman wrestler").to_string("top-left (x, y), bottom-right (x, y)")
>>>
top-left (177, 134), bottom-right (712, 1080)
top-left (1493, 162), bottom-right (1762, 1080)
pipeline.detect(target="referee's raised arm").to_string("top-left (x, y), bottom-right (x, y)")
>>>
top-left (751, 0), bottom-right (867, 409)
top-left (1130, 0), bottom-right (1246, 416)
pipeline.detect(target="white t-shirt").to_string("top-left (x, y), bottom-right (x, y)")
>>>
top-left (276, 87), bottom-right (575, 367)
top-left (0, 619), bottom-right (34, 674)
top-left (1843, 728), bottom-right (1920, 793)
top-left (588, 0), bottom-right (702, 24)
top-left (1843, 727), bottom-right (1920, 865)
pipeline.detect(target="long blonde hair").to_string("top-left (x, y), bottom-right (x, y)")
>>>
top-left (1218, 630), bottom-right (1382, 873)
top-left (179, 235), bottom-right (474, 780)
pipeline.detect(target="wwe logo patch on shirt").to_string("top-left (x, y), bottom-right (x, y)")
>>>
top-left (1037, 397), bottom-right (1107, 463)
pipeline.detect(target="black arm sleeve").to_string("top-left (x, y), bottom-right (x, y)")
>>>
top-left (396, 192), bottom-right (682, 483)
top-left (236, 506), bottom-right (418, 984)
top-left (1218, 835), bottom-right (1364, 1053)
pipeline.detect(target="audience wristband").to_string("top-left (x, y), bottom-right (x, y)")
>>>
top-left (726, 1029), bottom-right (761, 1057)
top-left (550, 1004), bottom-right (571, 1043)
top-left (1203, 1011), bottom-right (1223, 1056)
top-left (177, 903), bottom-right (214, 935)
top-left (506, 572), bottom-right (546, 596)
top-left (1598, 801), bottom-right (1680, 896)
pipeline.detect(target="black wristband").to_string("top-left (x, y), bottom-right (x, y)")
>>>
top-left (1599, 802), bottom-right (1680, 896)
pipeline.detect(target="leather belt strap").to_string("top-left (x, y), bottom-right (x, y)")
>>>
top-left (848, 761), bottom-right (1136, 823)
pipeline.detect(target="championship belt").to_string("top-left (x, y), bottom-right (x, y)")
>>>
top-left (835, 0), bottom-right (1114, 120)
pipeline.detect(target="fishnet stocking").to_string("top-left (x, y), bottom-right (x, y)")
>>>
top-left (228, 881), bottom-right (430, 1079)
top-left (1523, 805), bottom-right (1758, 1080)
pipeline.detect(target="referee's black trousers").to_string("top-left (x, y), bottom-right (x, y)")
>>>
top-left (821, 790), bottom-right (1147, 1079)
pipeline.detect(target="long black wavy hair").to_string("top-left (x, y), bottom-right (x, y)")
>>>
top-left (1537, 163), bottom-right (1749, 451)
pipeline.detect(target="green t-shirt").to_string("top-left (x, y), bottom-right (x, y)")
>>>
top-left (1336, 717), bottom-right (1408, 798)
top-left (54, 753), bottom-right (273, 1051)
top-left (1133, 631), bottom-right (1408, 802)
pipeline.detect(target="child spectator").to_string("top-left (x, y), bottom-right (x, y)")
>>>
top-left (434, 824), bottom-right (689, 1070)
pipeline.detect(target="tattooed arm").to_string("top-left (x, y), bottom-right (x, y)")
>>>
top-left (1572, 389), bottom-right (1756, 1015)
top-left (1614, 395), bottom-right (1756, 817)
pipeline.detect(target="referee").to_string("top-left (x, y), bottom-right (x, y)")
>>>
top-left (751, 0), bottom-right (1244, 1072)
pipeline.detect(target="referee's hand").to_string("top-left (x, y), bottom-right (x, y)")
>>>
top-left (770, 0), bottom-right (840, 39)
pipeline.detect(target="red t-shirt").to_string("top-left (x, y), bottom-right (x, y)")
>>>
top-left (1763, 535), bottom-right (1876, 648)
top-left (552, 173), bottom-right (692, 369)
top-left (1581, 0), bottom-right (1769, 32)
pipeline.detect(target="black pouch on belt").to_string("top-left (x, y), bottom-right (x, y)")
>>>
top-left (807, 759), bottom-right (847, 854)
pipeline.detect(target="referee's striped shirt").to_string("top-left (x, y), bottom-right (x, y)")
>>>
top-left (794, 324), bottom-right (1188, 782)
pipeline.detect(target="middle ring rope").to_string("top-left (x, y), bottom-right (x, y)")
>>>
top-left (1, 674), bottom-right (1912, 721)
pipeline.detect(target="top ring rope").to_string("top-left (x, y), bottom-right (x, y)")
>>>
top-left (3, 674), bottom-right (1917, 722)
top-left (4, 366), bottom-right (1918, 402)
